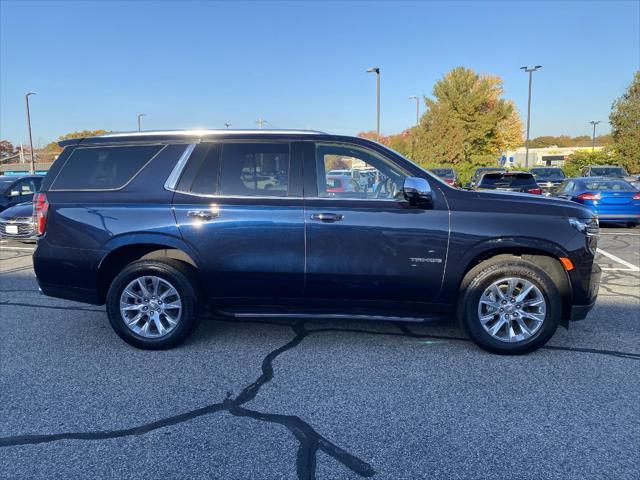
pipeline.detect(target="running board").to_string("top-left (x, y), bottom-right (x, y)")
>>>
top-left (214, 311), bottom-right (448, 323)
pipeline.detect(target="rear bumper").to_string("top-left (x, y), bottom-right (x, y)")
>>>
top-left (38, 281), bottom-right (102, 305)
top-left (596, 213), bottom-right (640, 222)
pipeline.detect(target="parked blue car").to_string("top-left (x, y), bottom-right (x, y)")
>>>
top-left (555, 177), bottom-right (640, 227)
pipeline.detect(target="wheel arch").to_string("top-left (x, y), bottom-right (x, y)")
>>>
top-left (96, 234), bottom-right (203, 304)
top-left (449, 240), bottom-right (573, 324)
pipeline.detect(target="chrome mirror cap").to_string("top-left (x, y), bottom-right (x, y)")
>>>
top-left (403, 177), bottom-right (433, 205)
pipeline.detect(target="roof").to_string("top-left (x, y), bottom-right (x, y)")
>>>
top-left (58, 129), bottom-right (326, 146)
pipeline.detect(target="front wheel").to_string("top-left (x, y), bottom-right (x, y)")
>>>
top-left (106, 259), bottom-right (201, 349)
top-left (458, 258), bottom-right (561, 354)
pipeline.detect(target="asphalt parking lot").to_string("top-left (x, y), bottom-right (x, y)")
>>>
top-left (1, 227), bottom-right (639, 480)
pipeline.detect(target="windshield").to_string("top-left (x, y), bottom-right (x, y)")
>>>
top-left (590, 167), bottom-right (629, 177)
top-left (0, 179), bottom-right (16, 191)
top-left (429, 168), bottom-right (455, 179)
top-left (582, 180), bottom-right (635, 191)
top-left (479, 173), bottom-right (537, 187)
top-left (530, 168), bottom-right (565, 180)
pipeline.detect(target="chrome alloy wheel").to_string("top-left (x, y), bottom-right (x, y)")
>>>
top-left (119, 276), bottom-right (182, 338)
top-left (477, 277), bottom-right (546, 343)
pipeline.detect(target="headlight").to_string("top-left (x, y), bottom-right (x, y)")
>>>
top-left (569, 217), bottom-right (599, 236)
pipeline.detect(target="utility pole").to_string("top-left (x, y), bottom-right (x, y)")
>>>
top-left (256, 117), bottom-right (268, 129)
top-left (366, 67), bottom-right (381, 140)
top-left (520, 66), bottom-right (542, 168)
top-left (25, 92), bottom-right (36, 174)
top-left (224, 123), bottom-right (232, 129)
top-left (137, 113), bottom-right (146, 132)
top-left (589, 120), bottom-right (601, 152)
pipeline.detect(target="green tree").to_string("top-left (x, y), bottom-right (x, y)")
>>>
top-left (610, 71), bottom-right (640, 173)
top-left (563, 149), bottom-right (617, 178)
top-left (413, 67), bottom-right (517, 166)
top-left (43, 129), bottom-right (109, 153)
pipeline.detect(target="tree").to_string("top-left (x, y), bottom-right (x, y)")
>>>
top-left (0, 140), bottom-right (15, 157)
top-left (563, 149), bottom-right (616, 178)
top-left (413, 67), bottom-right (519, 166)
top-left (43, 129), bottom-right (109, 153)
top-left (610, 71), bottom-right (640, 173)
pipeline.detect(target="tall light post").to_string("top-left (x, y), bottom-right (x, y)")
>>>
top-left (408, 95), bottom-right (420, 126)
top-left (224, 122), bottom-right (232, 129)
top-left (408, 96), bottom-right (420, 159)
top-left (366, 67), bottom-right (380, 140)
top-left (137, 113), bottom-right (146, 131)
top-left (520, 65), bottom-right (542, 167)
top-left (589, 120), bottom-right (601, 152)
top-left (25, 92), bottom-right (36, 174)
top-left (256, 117), bottom-right (268, 129)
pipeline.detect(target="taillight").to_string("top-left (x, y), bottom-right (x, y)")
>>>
top-left (527, 188), bottom-right (542, 195)
top-left (445, 178), bottom-right (454, 185)
top-left (576, 193), bottom-right (601, 201)
top-left (633, 193), bottom-right (640, 200)
top-left (33, 193), bottom-right (49, 235)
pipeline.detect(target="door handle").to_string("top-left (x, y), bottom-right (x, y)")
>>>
top-left (310, 213), bottom-right (344, 222)
top-left (187, 210), bottom-right (218, 221)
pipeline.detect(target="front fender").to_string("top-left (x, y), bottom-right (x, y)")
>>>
top-left (438, 235), bottom-right (572, 304)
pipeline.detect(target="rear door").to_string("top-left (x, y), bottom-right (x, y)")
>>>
top-left (172, 140), bottom-right (305, 300)
top-left (302, 141), bottom-right (449, 304)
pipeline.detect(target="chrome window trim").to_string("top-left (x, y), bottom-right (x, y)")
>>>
top-left (170, 190), bottom-right (303, 201)
top-left (49, 144), bottom-right (167, 192)
top-left (164, 144), bottom-right (197, 191)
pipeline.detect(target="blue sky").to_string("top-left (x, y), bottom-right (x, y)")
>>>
top-left (1, 0), bottom-right (638, 146)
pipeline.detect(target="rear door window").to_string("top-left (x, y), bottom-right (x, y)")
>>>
top-left (219, 143), bottom-right (290, 197)
top-left (51, 145), bottom-right (163, 190)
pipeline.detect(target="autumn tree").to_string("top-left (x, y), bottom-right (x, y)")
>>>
top-left (0, 140), bottom-right (16, 157)
top-left (413, 67), bottom-right (521, 166)
top-left (43, 129), bottom-right (109, 153)
top-left (610, 71), bottom-right (640, 173)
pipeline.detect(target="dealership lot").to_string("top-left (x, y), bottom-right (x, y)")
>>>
top-left (1, 228), bottom-right (638, 480)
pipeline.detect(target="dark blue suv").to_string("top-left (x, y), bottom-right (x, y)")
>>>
top-left (33, 130), bottom-right (601, 354)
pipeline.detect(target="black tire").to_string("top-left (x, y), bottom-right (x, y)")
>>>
top-left (106, 259), bottom-right (202, 349)
top-left (458, 256), bottom-right (561, 355)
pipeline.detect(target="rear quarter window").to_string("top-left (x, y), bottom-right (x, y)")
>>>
top-left (50, 145), bottom-right (163, 190)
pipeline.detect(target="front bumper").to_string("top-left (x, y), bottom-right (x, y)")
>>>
top-left (569, 261), bottom-right (601, 321)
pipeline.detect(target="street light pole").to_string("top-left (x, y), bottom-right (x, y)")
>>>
top-left (520, 65), bottom-right (542, 168)
top-left (367, 67), bottom-right (381, 140)
top-left (589, 120), bottom-right (601, 152)
top-left (25, 92), bottom-right (36, 174)
top-left (137, 113), bottom-right (146, 132)
top-left (256, 117), bottom-right (268, 129)
top-left (408, 96), bottom-right (420, 126)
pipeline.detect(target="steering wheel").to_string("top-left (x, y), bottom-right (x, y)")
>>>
top-left (374, 177), bottom-right (396, 199)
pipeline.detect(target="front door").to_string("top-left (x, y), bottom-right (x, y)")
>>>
top-left (172, 140), bottom-right (305, 300)
top-left (303, 141), bottom-right (449, 304)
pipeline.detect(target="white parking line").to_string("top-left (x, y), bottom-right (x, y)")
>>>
top-left (599, 232), bottom-right (640, 236)
top-left (0, 246), bottom-right (34, 251)
top-left (597, 248), bottom-right (640, 272)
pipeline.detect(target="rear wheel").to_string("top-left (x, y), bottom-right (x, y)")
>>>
top-left (458, 257), bottom-right (561, 354)
top-left (106, 259), bottom-right (201, 349)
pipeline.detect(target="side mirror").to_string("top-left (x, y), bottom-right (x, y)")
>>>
top-left (403, 177), bottom-right (432, 206)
